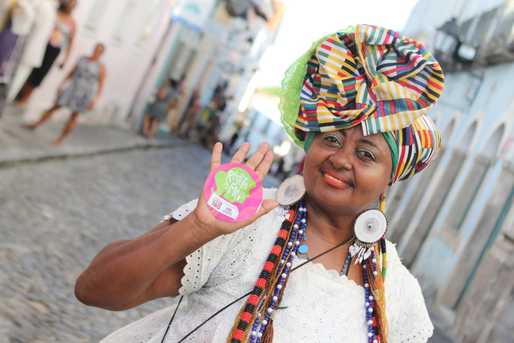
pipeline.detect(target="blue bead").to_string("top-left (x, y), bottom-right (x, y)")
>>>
top-left (298, 244), bottom-right (309, 254)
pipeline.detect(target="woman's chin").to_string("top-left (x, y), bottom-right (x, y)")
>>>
top-left (307, 180), bottom-right (354, 211)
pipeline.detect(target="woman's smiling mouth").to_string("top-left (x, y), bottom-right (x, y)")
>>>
top-left (321, 169), bottom-right (354, 190)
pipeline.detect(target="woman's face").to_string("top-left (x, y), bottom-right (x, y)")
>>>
top-left (303, 125), bottom-right (392, 216)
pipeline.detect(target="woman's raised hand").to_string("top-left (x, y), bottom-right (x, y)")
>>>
top-left (191, 142), bottom-right (279, 238)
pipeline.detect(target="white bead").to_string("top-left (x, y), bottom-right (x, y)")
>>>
top-left (286, 262), bottom-right (292, 267)
top-left (372, 258), bottom-right (377, 263)
top-left (277, 284), bottom-right (283, 289)
top-left (257, 332), bottom-right (263, 338)
top-left (366, 302), bottom-right (369, 306)
top-left (272, 296), bottom-right (278, 302)
top-left (301, 219), bottom-right (306, 223)
top-left (368, 320), bottom-right (373, 325)
top-left (364, 283), bottom-right (369, 288)
top-left (295, 240), bottom-right (300, 245)
top-left (281, 273), bottom-right (287, 278)
top-left (373, 340), bottom-right (378, 343)
top-left (267, 307), bottom-right (273, 314)
top-left (368, 308), bottom-right (373, 313)
top-left (251, 331), bottom-right (257, 336)
top-left (280, 259), bottom-right (286, 264)
top-left (373, 271), bottom-right (378, 276)
top-left (368, 333), bottom-right (373, 337)
top-left (262, 320), bottom-right (268, 325)
top-left (298, 230), bottom-right (304, 234)
top-left (287, 242), bottom-right (293, 247)
top-left (291, 252), bottom-right (296, 256)
top-left (369, 295), bottom-right (373, 301)
top-left (293, 224), bottom-right (299, 229)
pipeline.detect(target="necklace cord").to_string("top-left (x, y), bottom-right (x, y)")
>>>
top-left (161, 235), bottom-right (355, 343)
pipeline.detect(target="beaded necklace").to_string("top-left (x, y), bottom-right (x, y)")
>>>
top-left (228, 199), bottom-right (388, 343)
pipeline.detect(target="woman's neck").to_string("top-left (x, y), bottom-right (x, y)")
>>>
top-left (305, 196), bottom-right (355, 244)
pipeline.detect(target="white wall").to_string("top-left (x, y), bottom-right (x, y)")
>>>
top-left (22, 0), bottom-right (176, 125)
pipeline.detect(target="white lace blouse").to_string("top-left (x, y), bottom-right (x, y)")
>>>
top-left (100, 189), bottom-right (433, 343)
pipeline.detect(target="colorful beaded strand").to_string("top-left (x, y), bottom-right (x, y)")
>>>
top-left (253, 203), bottom-right (307, 340)
top-left (228, 206), bottom-right (299, 343)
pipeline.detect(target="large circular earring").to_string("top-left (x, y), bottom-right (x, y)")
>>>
top-left (276, 174), bottom-right (306, 206)
top-left (349, 194), bottom-right (388, 264)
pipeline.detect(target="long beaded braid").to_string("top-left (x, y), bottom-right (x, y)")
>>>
top-left (363, 239), bottom-right (388, 343)
top-left (363, 193), bottom-right (388, 343)
top-left (227, 201), bottom-right (307, 343)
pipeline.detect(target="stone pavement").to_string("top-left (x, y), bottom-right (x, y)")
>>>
top-left (0, 105), bottom-right (180, 167)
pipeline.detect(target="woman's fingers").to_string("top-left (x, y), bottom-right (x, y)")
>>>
top-left (255, 150), bottom-right (274, 180)
top-left (246, 143), bottom-right (268, 169)
top-left (210, 142), bottom-right (223, 171)
top-left (231, 142), bottom-right (250, 163)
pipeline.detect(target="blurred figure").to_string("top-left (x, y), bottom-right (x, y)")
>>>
top-left (15, 0), bottom-right (77, 106)
top-left (23, 43), bottom-right (106, 145)
top-left (197, 82), bottom-right (227, 147)
top-left (177, 88), bottom-right (201, 139)
top-left (142, 78), bottom-right (180, 139)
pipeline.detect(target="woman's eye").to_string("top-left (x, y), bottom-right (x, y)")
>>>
top-left (323, 134), bottom-right (342, 147)
top-left (357, 149), bottom-right (375, 161)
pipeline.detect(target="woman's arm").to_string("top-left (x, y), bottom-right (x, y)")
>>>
top-left (60, 20), bottom-right (76, 68)
top-left (75, 142), bottom-right (277, 311)
top-left (87, 64), bottom-right (106, 110)
top-left (74, 212), bottom-right (218, 311)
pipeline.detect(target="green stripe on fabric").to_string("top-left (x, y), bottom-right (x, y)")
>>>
top-left (304, 132), bottom-right (316, 151)
top-left (382, 131), bottom-right (398, 179)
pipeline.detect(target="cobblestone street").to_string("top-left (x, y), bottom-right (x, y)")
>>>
top-left (0, 144), bottom-right (221, 342)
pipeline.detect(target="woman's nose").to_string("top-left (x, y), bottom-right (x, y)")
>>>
top-left (328, 146), bottom-right (353, 171)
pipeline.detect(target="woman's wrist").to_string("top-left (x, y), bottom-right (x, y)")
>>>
top-left (186, 211), bottom-right (222, 248)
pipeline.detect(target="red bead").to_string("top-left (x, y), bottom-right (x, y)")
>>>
top-left (248, 295), bottom-right (259, 305)
top-left (278, 229), bottom-right (288, 239)
top-left (256, 278), bottom-right (266, 288)
top-left (233, 329), bottom-right (244, 340)
top-left (263, 261), bottom-right (274, 272)
top-left (287, 210), bottom-right (295, 221)
top-left (241, 311), bottom-right (252, 322)
top-left (271, 245), bottom-right (282, 255)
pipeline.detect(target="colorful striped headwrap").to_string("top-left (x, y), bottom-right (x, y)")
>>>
top-left (280, 24), bottom-right (445, 183)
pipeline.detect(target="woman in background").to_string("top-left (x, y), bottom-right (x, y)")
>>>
top-left (15, 0), bottom-right (77, 106)
top-left (23, 43), bottom-right (106, 145)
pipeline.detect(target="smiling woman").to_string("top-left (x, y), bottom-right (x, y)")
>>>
top-left (303, 128), bottom-right (392, 215)
top-left (75, 24), bottom-right (444, 343)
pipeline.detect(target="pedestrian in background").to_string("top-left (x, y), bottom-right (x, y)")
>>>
top-left (15, 0), bottom-right (77, 106)
top-left (142, 78), bottom-right (180, 139)
top-left (23, 42), bottom-right (106, 145)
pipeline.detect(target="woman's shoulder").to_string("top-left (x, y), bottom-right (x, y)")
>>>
top-left (385, 240), bottom-right (434, 341)
top-left (384, 240), bottom-right (424, 296)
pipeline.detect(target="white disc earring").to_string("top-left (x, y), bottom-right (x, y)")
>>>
top-left (349, 209), bottom-right (387, 264)
top-left (276, 175), bottom-right (306, 206)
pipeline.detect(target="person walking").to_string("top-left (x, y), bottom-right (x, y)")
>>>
top-left (23, 43), bottom-right (106, 145)
top-left (15, 0), bottom-right (77, 106)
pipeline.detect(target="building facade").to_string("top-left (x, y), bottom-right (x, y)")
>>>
top-left (390, 0), bottom-right (514, 341)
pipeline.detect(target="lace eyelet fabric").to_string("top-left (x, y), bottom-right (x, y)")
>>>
top-left (100, 189), bottom-right (433, 343)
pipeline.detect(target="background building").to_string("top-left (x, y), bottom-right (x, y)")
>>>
top-left (388, 1), bottom-right (514, 341)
